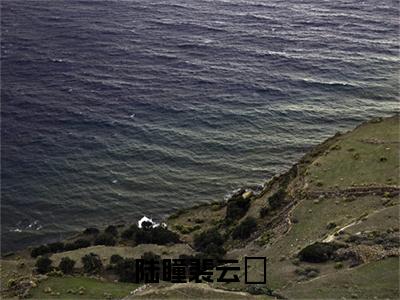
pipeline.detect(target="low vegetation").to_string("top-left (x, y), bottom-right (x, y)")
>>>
top-left (35, 256), bottom-right (53, 274)
top-left (81, 253), bottom-right (103, 274)
top-left (58, 257), bottom-right (76, 274)
top-left (268, 188), bottom-right (286, 209)
top-left (232, 217), bottom-right (257, 240)
top-left (225, 190), bottom-right (250, 222)
top-left (298, 242), bottom-right (341, 263)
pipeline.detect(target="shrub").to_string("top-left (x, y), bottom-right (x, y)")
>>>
top-left (326, 221), bottom-right (337, 230)
top-left (135, 227), bottom-right (180, 245)
top-left (175, 224), bottom-right (201, 234)
top-left (194, 228), bottom-right (224, 252)
top-left (47, 242), bottom-right (64, 253)
top-left (193, 228), bottom-right (226, 261)
top-left (59, 257), bottom-right (75, 274)
top-left (83, 227), bottom-right (100, 235)
top-left (74, 239), bottom-right (91, 248)
top-left (110, 254), bottom-right (124, 265)
top-left (141, 251), bottom-right (161, 261)
top-left (260, 206), bottom-right (269, 218)
top-left (268, 189), bottom-right (286, 209)
top-left (115, 258), bottom-right (136, 282)
top-left (47, 269), bottom-right (63, 277)
top-left (105, 225), bottom-right (118, 236)
top-left (201, 242), bottom-right (226, 260)
top-left (225, 195), bottom-right (250, 221)
top-left (82, 253), bottom-right (103, 274)
top-left (232, 217), bottom-right (257, 240)
top-left (121, 224), bottom-right (139, 240)
top-left (35, 256), bottom-right (53, 274)
top-left (334, 262), bottom-right (344, 269)
top-left (31, 245), bottom-right (50, 258)
top-left (64, 239), bottom-right (91, 251)
top-left (246, 285), bottom-right (274, 296)
top-left (298, 242), bottom-right (340, 263)
top-left (294, 266), bottom-right (319, 278)
top-left (94, 233), bottom-right (116, 246)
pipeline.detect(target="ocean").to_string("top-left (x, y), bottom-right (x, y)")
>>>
top-left (1, 0), bottom-right (398, 252)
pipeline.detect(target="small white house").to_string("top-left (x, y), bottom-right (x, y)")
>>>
top-left (137, 216), bottom-right (168, 229)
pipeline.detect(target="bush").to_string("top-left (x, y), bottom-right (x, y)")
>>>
top-left (110, 254), bottom-right (124, 265)
top-left (246, 285), bottom-right (274, 296)
top-left (298, 242), bottom-right (340, 263)
top-left (83, 227), bottom-right (100, 235)
top-left (260, 206), bottom-right (269, 218)
top-left (31, 245), bottom-right (50, 258)
top-left (64, 239), bottom-right (91, 251)
top-left (58, 257), bottom-right (75, 274)
top-left (225, 195), bottom-right (250, 221)
top-left (294, 267), bottom-right (319, 278)
top-left (135, 227), bottom-right (180, 245)
top-left (326, 221), bottom-right (337, 230)
top-left (268, 189), bottom-right (286, 209)
top-left (141, 251), bottom-right (161, 261)
top-left (121, 224), bottom-right (139, 240)
top-left (192, 227), bottom-right (226, 259)
top-left (82, 253), bottom-right (103, 274)
top-left (105, 225), bottom-right (118, 236)
top-left (201, 242), bottom-right (226, 260)
top-left (35, 256), bottom-right (53, 274)
top-left (232, 217), bottom-right (257, 240)
top-left (175, 224), bottom-right (201, 234)
top-left (334, 262), bottom-right (344, 269)
top-left (47, 242), bottom-right (65, 253)
top-left (74, 239), bottom-right (91, 248)
top-left (94, 233), bottom-right (116, 246)
top-left (194, 228), bottom-right (224, 252)
top-left (115, 258), bottom-right (136, 282)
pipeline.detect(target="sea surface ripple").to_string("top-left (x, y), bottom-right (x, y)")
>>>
top-left (1, 0), bottom-right (398, 251)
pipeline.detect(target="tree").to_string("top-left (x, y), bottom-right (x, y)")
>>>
top-left (59, 257), bottom-right (75, 274)
top-left (232, 217), bottom-right (257, 240)
top-left (35, 256), bottom-right (53, 274)
top-left (82, 253), bottom-right (103, 274)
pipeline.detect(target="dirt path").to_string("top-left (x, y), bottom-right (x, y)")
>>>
top-left (322, 205), bottom-right (396, 243)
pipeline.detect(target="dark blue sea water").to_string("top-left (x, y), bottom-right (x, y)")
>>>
top-left (1, 0), bottom-right (398, 252)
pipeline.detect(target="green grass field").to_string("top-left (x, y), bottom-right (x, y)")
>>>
top-left (30, 276), bottom-right (140, 299)
top-left (282, 257), bottom-right (400, 299)
top-left (306, 116), bottom-right (399, 189)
